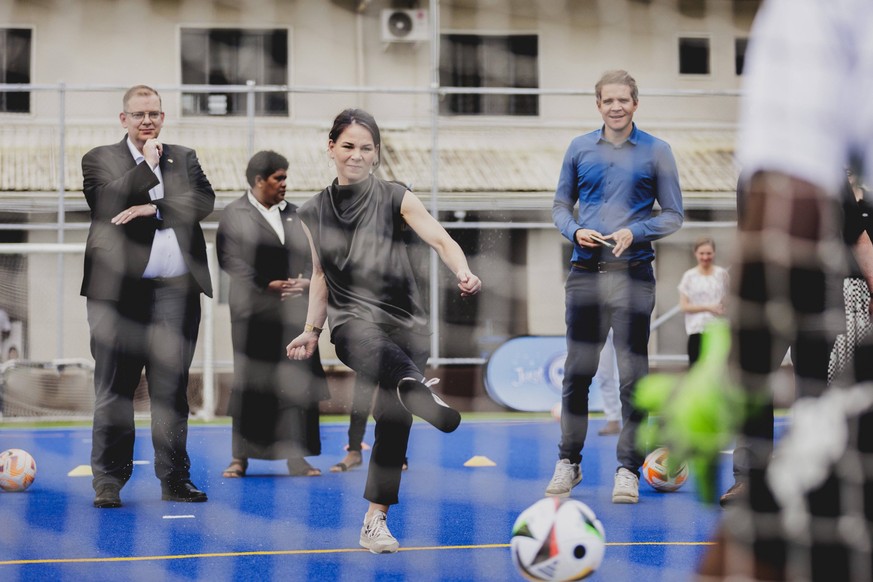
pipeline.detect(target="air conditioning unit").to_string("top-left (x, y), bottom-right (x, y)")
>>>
top-left (381, 9), bottom-right (429, 43)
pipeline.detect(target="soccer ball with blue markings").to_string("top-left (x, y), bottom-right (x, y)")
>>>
top-left (510, 497), bottom-right (606, 581)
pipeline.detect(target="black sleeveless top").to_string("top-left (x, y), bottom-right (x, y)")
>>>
top-left (298, 175), bottom-right (428, 334)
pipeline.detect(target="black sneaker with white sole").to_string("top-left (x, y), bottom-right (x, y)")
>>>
top-left (396, 377), bottom-right (461, 433)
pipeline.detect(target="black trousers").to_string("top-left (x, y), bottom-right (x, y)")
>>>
top-left (87, 279), bottom-right (201, 489)
top-left (687, 333), bottom-right (702, 365)
top-left (347, 375), bottom-right (377, 452)
top-left (331, 318), bottom-right (429, 506)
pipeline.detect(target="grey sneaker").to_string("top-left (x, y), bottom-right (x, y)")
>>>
top-left (545, 459), bottom-right (582, 497)
top-left (612, 467), bottom-right (640, 504)
top-left (359, 510), bottom-right (399, 554)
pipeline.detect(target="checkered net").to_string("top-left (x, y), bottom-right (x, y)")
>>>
top-left (713, 189), bottom-right (873, 581)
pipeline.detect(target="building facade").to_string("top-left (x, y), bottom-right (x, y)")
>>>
top-left (0, 0), bottom-right (754, 411)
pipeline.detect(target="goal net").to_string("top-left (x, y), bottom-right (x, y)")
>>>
top-left (0, 243), bottom-right (211, 421)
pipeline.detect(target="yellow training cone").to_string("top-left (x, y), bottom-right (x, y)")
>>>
top-left (464, 455), bottom-right (497, 467)
top-left (68, 465), bottom-right (93, 477)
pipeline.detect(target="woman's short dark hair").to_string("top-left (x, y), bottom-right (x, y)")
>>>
top-left (245, 150), bottom-right (288, 187)
top-left (328, 108), bottom-right (382, 168)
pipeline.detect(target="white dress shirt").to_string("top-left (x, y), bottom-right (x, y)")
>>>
top-left (247, 190), bottom-right (287, 245)
top-left (126, 138), bottom-right (188, 278)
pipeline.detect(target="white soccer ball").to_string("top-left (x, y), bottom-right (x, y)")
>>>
top-left (0, 448), bottom-right (37, 492)
top-left (510, 497), bottom-right (606, 581)
top-left (642, 447), bottom-right (688, 492)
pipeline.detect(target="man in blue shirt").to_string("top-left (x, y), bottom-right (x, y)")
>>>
top-left (547, 70), bottom-right (683, 503)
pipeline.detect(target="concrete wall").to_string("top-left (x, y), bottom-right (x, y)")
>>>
top-left (2, 0), bottom-right (753, 379)
top-left (2, 0), bottom-right (756, 126)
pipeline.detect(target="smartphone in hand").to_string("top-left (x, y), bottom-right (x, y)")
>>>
top-left (589, 234), bottom-right (615, 248)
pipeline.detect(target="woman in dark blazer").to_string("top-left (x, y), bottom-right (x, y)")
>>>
top-left (217, 150), bottom-right (329, 477)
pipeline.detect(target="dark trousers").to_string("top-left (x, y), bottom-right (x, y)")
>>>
top-left (560, 262), bottom-right (656, 475)
top-left (228, 312), bottom-right (324, 460)
top-left (87, 280), bottom-right (201, 489)
top-left (687, 333), bottom-right (702, 365)
top-left (331, 318), bottom-right (429, 506)
top-left (721, 183), bottom-right (850, 577)
top-left (347, 376), bottom-right (377, 452)
top-left (731, 259), bottom-right (838, 479)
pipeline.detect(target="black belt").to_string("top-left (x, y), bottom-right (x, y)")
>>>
top-left (571, 260), bottom-right (645, 273)
top-left (143, 275), bottom-right (190, 287)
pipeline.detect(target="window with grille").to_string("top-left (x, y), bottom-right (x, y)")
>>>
top-left (735, 37), bottom-right (748, 75)
top-left (439, 34), bottom-right (539, 116)
top-left (0, 28), bottom-right (32, 114)
top-left (181, 28), bottom-right (288, 117)
top-left (679, 37), bottom-right (710, 75)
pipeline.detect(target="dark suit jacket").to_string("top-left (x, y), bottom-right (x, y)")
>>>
top-left (81, 137), bottom-right (215, 300)
top-left (216, 193), bottom-right (312, 322)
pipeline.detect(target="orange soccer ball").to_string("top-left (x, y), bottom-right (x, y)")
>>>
top-left (642, 447), bottom-right (688, 492)
top-left (0, 448), bottom-right (37, 492)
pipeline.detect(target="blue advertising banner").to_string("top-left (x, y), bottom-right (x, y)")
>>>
top-left (484, 336), bottom-right (610, 412)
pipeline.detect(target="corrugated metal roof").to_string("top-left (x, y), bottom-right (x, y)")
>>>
top-left (382, 127), bottom-right (740, 207)
top-left (0, 124), bottom-right (738, 211)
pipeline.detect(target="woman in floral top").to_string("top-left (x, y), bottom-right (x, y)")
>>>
top-left (678, 236), bottom-right (729, 364)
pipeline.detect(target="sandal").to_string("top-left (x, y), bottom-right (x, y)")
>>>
top-left (330, 450), bottom-right (363, 473)
top-left (287, 458), bottom-right (321, 477)
top-left (222, 459), bottom-right (247, 478)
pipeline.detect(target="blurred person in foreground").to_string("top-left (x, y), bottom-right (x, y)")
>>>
top-left (719, 167), bottom-right (873, 509)
top-left (81, 85), bottom-right (214, 508)
top-left (697, 0), bottom-right (873, 580)
top-left (286, 108), bottom-right (481, 554)
top-left (217, 150), bottom-right (329, 479)
top-left (547, 69), bottom-right (683, 503)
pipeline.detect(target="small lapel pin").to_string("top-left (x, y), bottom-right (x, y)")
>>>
top-left (167, 159), bottom-right (173, 164)
top-left (286, 217), bottom-right (293, 222)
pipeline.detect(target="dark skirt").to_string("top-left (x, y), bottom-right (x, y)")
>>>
top-left (228, 312), bottom-right (329, 460)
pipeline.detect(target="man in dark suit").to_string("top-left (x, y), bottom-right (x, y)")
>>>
top-left (81, 85), bottom-right (214, 508)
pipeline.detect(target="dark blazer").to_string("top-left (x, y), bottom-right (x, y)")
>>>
top-left (216, 193), bottom-right (312, 322)
top-left (80, 137), bottom-right (215, 300)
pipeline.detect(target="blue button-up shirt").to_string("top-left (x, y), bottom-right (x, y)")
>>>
top-left (552, 124), bottom-right (684, 264)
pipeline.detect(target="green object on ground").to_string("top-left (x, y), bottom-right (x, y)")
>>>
top-left (634, 320), bottom-right (745, 503)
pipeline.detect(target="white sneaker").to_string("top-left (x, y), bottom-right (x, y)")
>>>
top-left (359, 510), bottom-right (399, 554)
top-left (545, 459), bottom-right (582, 497)
top-left (612, 468), bottom-right (639, 504)
top-left (397, 377), bottom-right (461, 433)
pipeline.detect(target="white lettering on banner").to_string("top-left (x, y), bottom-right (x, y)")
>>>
top-left (514, 367), bottom-right (546, 386)
top-left (485, 336), bottom-right (606, 412)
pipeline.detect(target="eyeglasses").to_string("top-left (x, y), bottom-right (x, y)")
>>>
top-left (125, 111), bottom-right (162, 122)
